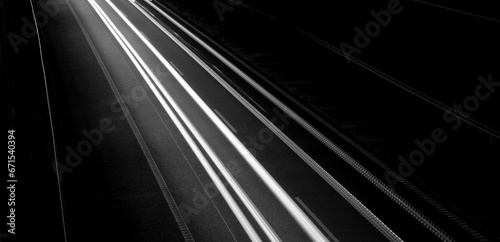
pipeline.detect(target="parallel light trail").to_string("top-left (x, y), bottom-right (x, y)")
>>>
top-left (136, 1), bottom-right (407, 242)
top-left (88, 0), bottom-right (263, 241)
top-left (90, 0), bottom-right (332, 240)
top-left (124, 1), bottom-right (330, 241)
top-left (105, 0), bottom-right (283, 241)
top-left (138, 2), bottom-right (449, 242)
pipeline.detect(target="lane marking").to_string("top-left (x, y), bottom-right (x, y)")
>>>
top-left (94, 1), bottom-right (264, 240)
top-left (295, 197), bottom-right (340, 242)
top-left (214, 109), bottom-right (237, 133)
top-left (170, 61), bottom-right (184, 76)
top-left (30, 0), bottom-right (69, 240)
top-left (140, 30), bottom-right (149, 41)
top-left (128, 1), bottom-right (327, 241)
top-left (118, 9), bottom-right (127, 19)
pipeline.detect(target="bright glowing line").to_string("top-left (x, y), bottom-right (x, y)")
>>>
top-left (123, 1), bottom-right (328, 241)
top-left (88, 1), bottom-right (262, 241)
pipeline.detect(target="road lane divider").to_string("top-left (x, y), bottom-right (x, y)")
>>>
top-left (214, 109), bottom-right (238, 133)
top-left (139, 30), bottom-right (149, 41)
top-left (88, 0), bottom-right (263, 241)
top-left (169, 61), bottom-right (184, 76)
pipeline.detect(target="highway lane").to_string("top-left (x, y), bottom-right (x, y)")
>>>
top-left (39, 0), bottom-right (454, 241)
